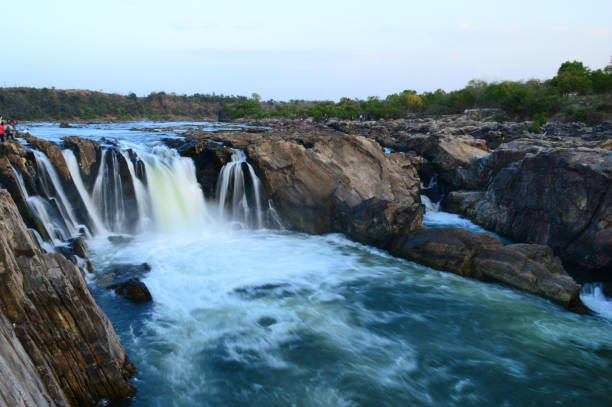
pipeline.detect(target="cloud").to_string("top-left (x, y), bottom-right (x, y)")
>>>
top-left (458, 23), bottom-right (480, 31)
top-left (550, 25), bottom-right (611, 37)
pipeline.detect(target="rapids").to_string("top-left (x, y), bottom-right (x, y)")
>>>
top-left (14, 122), bottom-right (612, 406)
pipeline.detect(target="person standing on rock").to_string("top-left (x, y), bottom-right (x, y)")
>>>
top-left (500, 129), bottom-right (505, 144)
top-left (0, 121), bottom-right (5, 142)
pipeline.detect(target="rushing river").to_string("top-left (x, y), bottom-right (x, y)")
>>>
top-left (17, 122), bottom-right (612, 407)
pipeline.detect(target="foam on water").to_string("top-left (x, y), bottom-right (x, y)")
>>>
top-left (581, 283), bottom-right (612, 320)
top-left (89, 228), bottom-right (612, 407)
top-left (421, 195), bottom-right (506, 239)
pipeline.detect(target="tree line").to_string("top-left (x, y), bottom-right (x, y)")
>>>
top-left (1, 60), bottom-right (611, 124)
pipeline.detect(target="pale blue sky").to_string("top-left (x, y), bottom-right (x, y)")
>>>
top-left (3, 0), bottom-right (611, 100)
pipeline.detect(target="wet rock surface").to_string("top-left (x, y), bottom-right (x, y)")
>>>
top-left (295, 116), bottom-right (611, 280)
top-left (108, 278), bottom-right (153, 302)
top-left (61, 136), bottom-right (102, 188)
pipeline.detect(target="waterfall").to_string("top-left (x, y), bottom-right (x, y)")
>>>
top-left (216, 150), bottom-right (265, 228)
top-left (12, 165), bottom-right (72, 247)
top-left (581, 283), bottom-right (612, 319)
top-left (143, 146), bottom-right (213, 232)
top-left (92, 148), bottom-right (130, 233)
top-left (32, 150), bottom-right (86, 238)
top-left (12, 140), bottom-right (279, 249)
top-left (63, 149), bottom-right (107, 235)
top-left (420, 195), bottom-right (440, 212)
top-left (119, 150), bottom-right (151, 232)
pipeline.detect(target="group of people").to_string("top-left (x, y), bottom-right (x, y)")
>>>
top-left (0, 118), bottom-right (18, 142)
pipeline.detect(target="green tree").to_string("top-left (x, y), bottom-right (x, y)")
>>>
top-left (552, 60), bottom-right (592, 95)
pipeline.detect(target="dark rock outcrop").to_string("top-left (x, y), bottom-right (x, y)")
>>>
top-left (0, 140), bottom-right (44, 236)
top-left (389, 227), bottom-right (585, 311)
top-left (108, 279), bottom-right (153, 302)
top-left (25, 136), bottom-right (94, 230)
top-left (0, 190), bottom-right (136, 406)
top-left (451, 148), bottom-right (612, 277)
top-left (401, 133), bottom-right (490, 193)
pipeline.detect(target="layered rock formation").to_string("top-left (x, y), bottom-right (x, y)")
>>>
top-left (0, 190), bottom-right (136, 406)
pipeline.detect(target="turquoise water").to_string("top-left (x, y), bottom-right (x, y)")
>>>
top-left (25, 122), bottom-right (612, 407)
top-left (89, 229), bottom-right (612, 407)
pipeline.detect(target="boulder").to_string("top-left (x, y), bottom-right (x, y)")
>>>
top-left (0, 190), bottom-right (136, 405)
top-left (467, 149), bottom-right (612, 277)
top-left (108, 279), bottom-right (153, 302)
top-left (402, 133), bottom-right (490, 192)
top-left (473, 244), bottom-right (585, 311)
top-left (389, 227), bottom-right (586, 311)
top-left (390, 227), bottom-right (502, 276)
top-left (245, 132), bottom-right (423, 246)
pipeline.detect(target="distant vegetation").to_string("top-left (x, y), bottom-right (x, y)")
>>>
top-left (0, 89), bottom-right (243, 121)
top-left (1, 60), bottom-right (611, 124)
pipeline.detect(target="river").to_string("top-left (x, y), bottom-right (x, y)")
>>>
top-left (15, 121), bottom-right (612, 406)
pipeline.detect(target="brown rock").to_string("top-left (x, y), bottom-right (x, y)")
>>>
top-left (390, 227), bottom-right (503, 276)
top-left (245, 131), bottom-right (423, 246)
top-left (0, 190), bottom-right (136, 405)
top-left (389, 227), bottom-right (586, 311)
top-left (61, 136), bottom-right (102, 189)
top-left (473, 244), bottom-right (584, 309)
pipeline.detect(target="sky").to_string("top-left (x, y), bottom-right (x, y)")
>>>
top-left (3, 0), bottom-right (611, 100)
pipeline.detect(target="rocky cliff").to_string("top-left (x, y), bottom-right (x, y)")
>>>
top-left (0, 190), bottom-right (135, 406)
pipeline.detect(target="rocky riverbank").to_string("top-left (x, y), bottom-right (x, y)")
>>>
top-left (176, 118), bottom-right (592, 310)
top-left (226, 116), bottom-right (612, 281)
top-left (0, 116), bottom-right (607, 404)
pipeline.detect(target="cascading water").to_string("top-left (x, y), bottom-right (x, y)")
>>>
top-left (216, 149), bottom-right (280, 229)
top-left (63, 149), bottom-right (107, 235)
top-left (33, 150), bottom-right (84, 238)
top-left (581, 283), bottom-right (612, 319)
top-left (143, 145), bottom-right (213, 233)
top-left (119, 149), bottom-right (151, 232)
top-left (92, 148), bottom-right (131, 233)
top-left (30, 150), bottom-right (89, 245)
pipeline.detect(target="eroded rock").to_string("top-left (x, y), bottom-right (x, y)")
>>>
top-left (0, 190), bottom-right (136, 405)
top-left (389, 227), bottom-right (586, 310)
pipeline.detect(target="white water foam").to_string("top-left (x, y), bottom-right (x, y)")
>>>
top-left (581, 283), bottom-right (612, 320)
